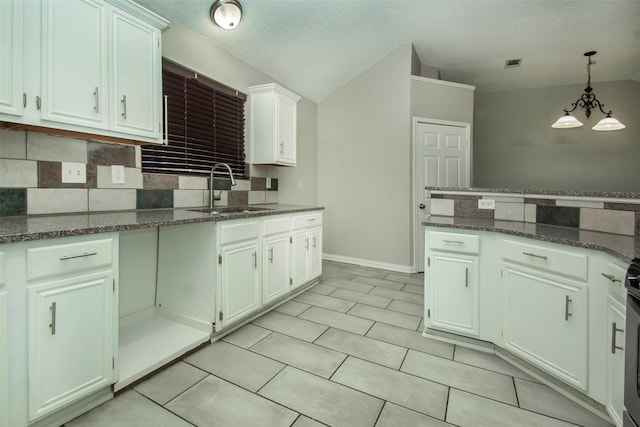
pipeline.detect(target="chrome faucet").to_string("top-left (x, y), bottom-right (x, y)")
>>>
top-left (210, 163), bottom-right (237, 209)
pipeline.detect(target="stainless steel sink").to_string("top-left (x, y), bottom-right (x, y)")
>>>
top-left (188, 206), bottom-right (273, 214)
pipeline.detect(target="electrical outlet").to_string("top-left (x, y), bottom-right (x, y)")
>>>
top-left (266, 177), bottom-right (272, 189)
top-left (111, 165), bottom-right (125, 185)
top-left (478, 199), bottom-right (496, 210)
top-left (61, 162), bottom-right (86, 183)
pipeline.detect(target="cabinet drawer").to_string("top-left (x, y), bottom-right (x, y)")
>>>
top-left (263, 217), bottom-right (292, 236)
top-left (293, 213), bottom-right (323, 229)
top-left (219, 221), bottom-right (259, 245)
top-left (603, 260), bottom-right (627, 303)
top-left (428, 231), bottom-right (479, 255)
top-left (27, 238), bottom-right (114, 281)
top-left (502, 239), bottom-right (588, 281)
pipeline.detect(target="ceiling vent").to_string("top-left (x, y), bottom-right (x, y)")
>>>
top-left (505, 58), bottom-right (522, 68)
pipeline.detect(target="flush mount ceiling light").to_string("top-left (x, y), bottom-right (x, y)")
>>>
top-left (551, 51), bottom-right (625, 131)
top-left (210, 0), bottom-right (242, 30)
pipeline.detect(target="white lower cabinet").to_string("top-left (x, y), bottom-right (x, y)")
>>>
top-left (263, 233), bottom-right (291, 305)
top-left (425, 230), bottom-right (480, 337)
top-left (292, 213), bottom-right (323, 289)
top-left (28, 271), bottom-right (115, 421)
top-left (0, 289), bottom-right (7, 427)
top-left (217, 220), bottom-right (261, 329)
top-left (606, 294), bottom-right (626, 427)
top-left (429, 254), bottom-right (479, 336)
top-left (502, 265), bottom-right (588, 390)
top-left (219, 240), bottom-right (260, 327)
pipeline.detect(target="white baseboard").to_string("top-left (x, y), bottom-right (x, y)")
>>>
top-left (322, 253), bottom-right (415, 274)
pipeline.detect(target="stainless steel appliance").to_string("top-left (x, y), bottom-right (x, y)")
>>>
top-left (624, 259), bottom-right (640, 426)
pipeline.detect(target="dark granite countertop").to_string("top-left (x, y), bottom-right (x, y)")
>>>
top-left (426, 187), bottom-right (640, 199)
top-left (0, 204), bottom-right (324, 244)
top-left (423, 215), bottom-right (640, 263)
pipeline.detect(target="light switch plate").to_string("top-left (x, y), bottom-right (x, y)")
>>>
top-left (111, 165), bottom-right (125, 185)
top-left (478, 199), bottom-right (495, 210)
top-left (61, 162), bottom-right (86, 183)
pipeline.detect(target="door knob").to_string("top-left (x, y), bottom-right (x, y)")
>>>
top-left (418, 204), bottom-right (426, 210)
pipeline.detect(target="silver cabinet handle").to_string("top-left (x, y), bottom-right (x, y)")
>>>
top-left (163, 95), bottom-right (169, 145)
top-left (269, 247), bottom-right (274, 263)
top-left (564, 295), bottom-right (572, 321)
top-left (611, 322), bottom-right (624, 354)
top-left (59, 251), bottom-right (98, 261)
top-left (93, 87), bottom-right (99, 113)
top-left (50, 302), bottom-right (57, 335)
top-left (307, 218), bottom-right (316, 222)
top-left (523, 252), bottom-right (548, 260)
top-left (279, 141), bottom-right (284, 154)
top-left (601, 273), bottom-right (622, 283)
top-left (121, 94), bottom-right (127, 119)
top-left (443, 240), bottom-right (464, 244)
top-left (312, 237), bottom-right (317, 249)
top-left (36, 96), bottom-right (41, 110)
top-left (23, 93), bottom-right (26, 108)
top-left (253, 252), bottom-right (257, 269)
top-left (465, 267), bottom-right (469, 287)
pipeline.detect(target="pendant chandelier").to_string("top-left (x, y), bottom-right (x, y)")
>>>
top-left (551, 51), bottom-right (625, 131)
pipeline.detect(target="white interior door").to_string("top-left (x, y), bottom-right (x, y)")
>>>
top-left (414, 120), bottom-right (470, 272)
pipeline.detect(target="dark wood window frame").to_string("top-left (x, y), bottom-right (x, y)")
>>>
top-left (141, 59), bottom-right (247, 178)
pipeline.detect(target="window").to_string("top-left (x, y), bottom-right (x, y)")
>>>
top-left (141, 59), bottom-right (247, 177)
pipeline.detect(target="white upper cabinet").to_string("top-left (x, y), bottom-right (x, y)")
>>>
top-left (249, 84), bottom-right (300, 166)
top-left (0, 0), bottom-right (23, 117)
top-left (41, 0), bottom-right (108, 129)
top-left (0, 0), bottom-right (168, 144)
top-left (110, 7), bottom-right (161, 138)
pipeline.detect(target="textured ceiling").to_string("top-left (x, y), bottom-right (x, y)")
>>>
top-left (136, 0), bottom-right (640, 102)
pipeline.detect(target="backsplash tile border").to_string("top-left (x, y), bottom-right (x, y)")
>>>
top-left (427, 188), bottom-right (640, 237)
top-left (0, 128), bottom-right (279, 216)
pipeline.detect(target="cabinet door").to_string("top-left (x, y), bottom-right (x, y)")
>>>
top-left (309, 228), bottom-right (322, 280)
top-left (503, 266), bottom-right (588, 390)
top-left (111, 8), bottom-right (160, 139)
top-left (28, 271), bottom-right (114, 421)
top-left (428, 253), bottom-right (479, 336)
top-left (0, 0), bottom-right (23, 116)
top-left (263, 234), bottom-right (290, 305)
top-left (220, 242), bottom-right (260, 327)
top-left (275, 93), bottom-right (296, 164)
top-left (0, 291), bottom-right (7, 427)
top-left (40, 0), bottom-right (108, 128)
top-left (607, 295), bottom-right (625, 427)
top-left (291, 230), bottom-right (309, 289)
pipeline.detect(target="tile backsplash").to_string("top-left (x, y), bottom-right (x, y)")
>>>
top-left (0, 128), bottom-right (278, 216)
top-left (427, 188), bottom-right (640, 237)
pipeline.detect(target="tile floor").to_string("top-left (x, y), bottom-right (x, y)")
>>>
top-left (66, 261), bottom-right (613, 427)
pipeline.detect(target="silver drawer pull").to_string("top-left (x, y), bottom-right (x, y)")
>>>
top-left (601, 273), bottom-right (622, 283)
top-left (611, 322), bottom-right (624, 354)
top-left (307, 218), bottom-right (316, 222)
top-left (121, 94), bottom-right (127, 119)
top-left (269, 247), bottom-right (274, 263)
top-left (465, 267), bottom-right (469, 287)
top-left (93, 87), bottom-right (99, 113)
top-left (50, 302), bottom-right (57, 335)
top-left (59, 251), bottom-right (98, 261)
top-left (523, 252), bottom-right (548, 260)
top-left (443, 240), bottom-right (464, 244)
top-left (564, 295), bottom-right (572, 321)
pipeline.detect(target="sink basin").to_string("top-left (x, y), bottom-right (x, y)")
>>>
top-left (188, 206), bottom-right (273, 214)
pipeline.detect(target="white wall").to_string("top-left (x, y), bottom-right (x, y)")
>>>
top-left (474, 80), bottom-right (640, 192)
top-left (317, 45), bottom-right (413, 270)
top-left (161, 23), bottom-right (318, 205)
